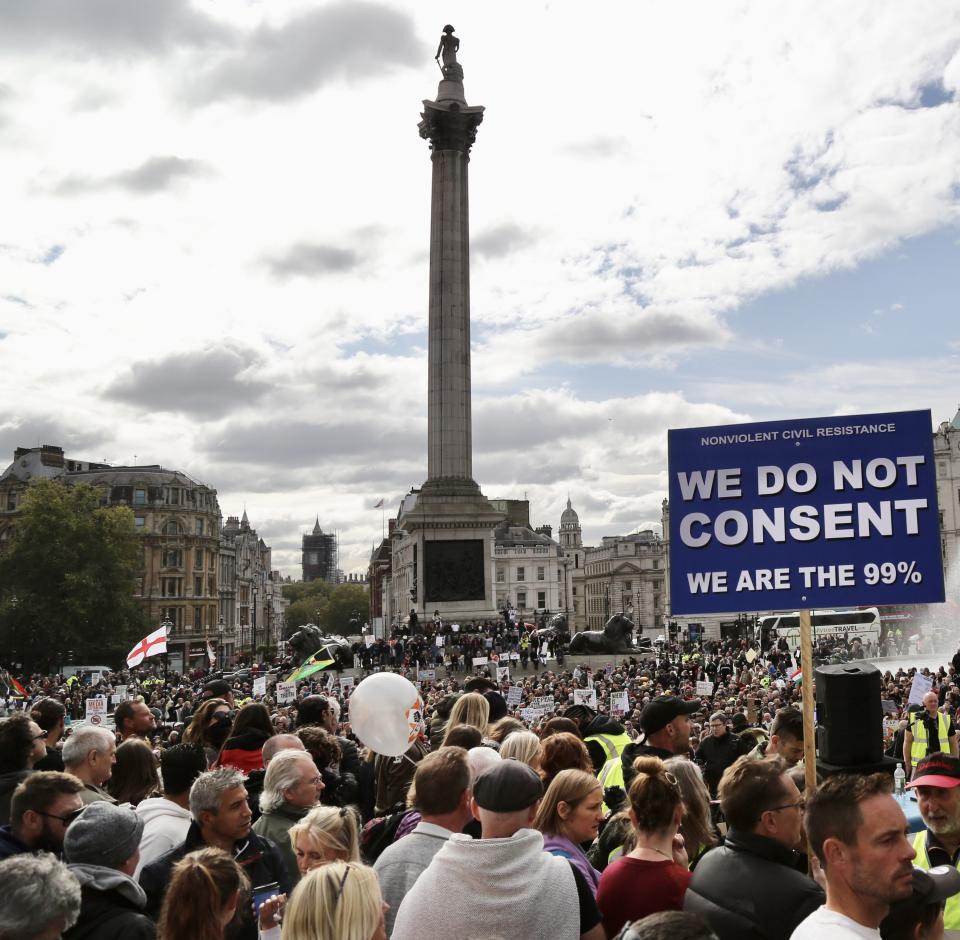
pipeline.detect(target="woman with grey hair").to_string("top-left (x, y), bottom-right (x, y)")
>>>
top-left (0, 851), bottom-right (81, 940)
top-left (252, 749), bottom-right (323, 887)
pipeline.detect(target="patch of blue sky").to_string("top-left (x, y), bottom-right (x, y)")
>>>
top-left (41, 244), bottom-right (65, 265)
top-left (342, 329), bottom-right (426, 358)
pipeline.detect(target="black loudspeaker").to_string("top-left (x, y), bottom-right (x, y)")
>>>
top-left (815, 662), bottom-right (883, 766)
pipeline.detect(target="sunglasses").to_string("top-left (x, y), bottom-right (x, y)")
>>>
top-left (37, 808), bottom-right (84, 827)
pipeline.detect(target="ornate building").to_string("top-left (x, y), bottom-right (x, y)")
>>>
top-left (558, 497), bottom-right (586, 630)
top-left (302, 518), bottom-right (337, 584)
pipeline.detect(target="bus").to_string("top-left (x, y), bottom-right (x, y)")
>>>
top-left (758, 607), bottom-right (884, 652)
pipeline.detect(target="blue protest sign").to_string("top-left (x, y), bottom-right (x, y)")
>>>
top-left (668, 410), bottom-right (944, 614)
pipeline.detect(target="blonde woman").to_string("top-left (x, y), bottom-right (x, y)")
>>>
top-left (664, 756), bottom-right (717, 864)
top-left (281, 861), bottom-right (387, 940)
top-left (533, 768), bottom-right (604, 895)
top-left (288, 805), bottom-right (361, 877)
top-left (441, 693), bottom-right (490, 744)
top-left (499, 730), bottom-right (542, 770)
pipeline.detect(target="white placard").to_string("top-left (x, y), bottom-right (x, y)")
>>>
top-left (275, 681), bottom-right (297, 705)
top-left (745, 649), bottom-right (757, 663)
top-left (85, 697), bottom-right (107, 725)
top-left (114, 684), bottom-right (128, 701)
top-left (908, 673), bottom-right (934, 706)
top-left (695, 680), bottom-right (715, 697)
top-left (252, 677), bottom-right (267, 698)
top-left (452, 624), bottom-right (460, 632)
top-left (90, 672), bottom-right (103, 686)
top-left (472, 657), bottom-right (488, 667)
top-left (365, 635), bottom-right (375, 648)
top-left (340, 676), bottom-right (355, 692)
top-left (418, 669), bottom-right (436, 681)
top-left (109, 694), bottom-right (121, 705)
top-left (326, 673), bottom-right (336, 691)
top-left (507, 686), bottom-right (524, 706)
top-left (509, 652), bottom-right (520, 661)
top-left (530, 696), bottom-right (555, 710)
top-left (573, 688), bottom-right (597, 710)
top-left (520, 707), bottom-right (545, 721)
top-left (610, 691), bottom-right (629, 716)
top-left (497, 666), bottom-right (510, 682)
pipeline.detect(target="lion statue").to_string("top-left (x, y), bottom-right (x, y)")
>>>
top-left (286, 623), bottom-right (353, 668)
top-left (531, 612), bottom-right (570, 644)
top-left (568, 612), bottom-right (646, 655)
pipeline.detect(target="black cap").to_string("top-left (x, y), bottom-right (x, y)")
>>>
top-left (201, 679), bottom-right (231, 699)
top-left (473, 759), bottom-right (544, 812)
top-left (640, 695), bottom-right (700, 735)
top-left (464, 676), bottom-right (497, 693)
top-left (484, 690), bottom-right (508, 723)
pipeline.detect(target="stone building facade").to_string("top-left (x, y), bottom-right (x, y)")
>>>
top-left (583, 529), bottom-right (667, 634)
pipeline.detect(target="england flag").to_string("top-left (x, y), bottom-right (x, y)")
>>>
top-left (126, 625), bottom-right (169, 669)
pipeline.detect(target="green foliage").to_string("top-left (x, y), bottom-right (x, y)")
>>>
top-left (0, 479), bottom-right (148, 671)
top-left (284, 581), bottom-right (368, 635)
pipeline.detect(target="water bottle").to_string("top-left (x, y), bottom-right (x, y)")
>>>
top-left (894, 762), bottom-right (906, 795)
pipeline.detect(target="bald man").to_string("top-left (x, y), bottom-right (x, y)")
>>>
top-left (904, 691), bottom-right (958, 778)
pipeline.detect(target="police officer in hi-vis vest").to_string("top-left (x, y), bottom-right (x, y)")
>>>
top-left (903, 691), bottom-right (958, 778)
top-left (906, 753), bottom-right (960, 930)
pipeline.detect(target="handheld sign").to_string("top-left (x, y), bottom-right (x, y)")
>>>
top-left (507, 686), bottom-right (523, 706)
top-left (276, 681), bottom-right (297, 705)
top-left (668, 410), bottom-right (944, 614)
top-left (85, 697), bottom-right (107, 726)
top-left (252, 677), bottom-right (267, 698)
top-left (908, 672), bottom-right (934, 706)
top-left (573, 688), bottom-right (597, 710)
top-left (497, 666), bottom-right (510, 682)
top-left (695, 680), bottom-right (714, 697)
top-left (610, 691), bottom-right (629, 716)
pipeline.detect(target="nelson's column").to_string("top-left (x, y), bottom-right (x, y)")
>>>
top-left (395, 27), bottom-right (503, 623)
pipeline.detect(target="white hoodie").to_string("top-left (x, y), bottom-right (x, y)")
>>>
top-left (134, 797), bottom-right (192, 876)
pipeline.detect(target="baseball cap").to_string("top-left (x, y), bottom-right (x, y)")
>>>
top-left (914, 865), bottom-right (960, 903)
top-left (907, 753), bottom-right (960, 789)
top-left (473, 758), bottom-right (544, 812)
top-left (640, 695), bottom-right (700, 735)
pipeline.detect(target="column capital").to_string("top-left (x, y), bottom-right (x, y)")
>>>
top-left (419, 100), bottom-right (484, 154)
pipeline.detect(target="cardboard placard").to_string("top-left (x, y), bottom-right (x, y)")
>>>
top-left (365, 635), bottom-right (375, 648)
top-left (695, 680), bottom-right (715, 697)
top-left (610, 690), bottom-right (629, 716)
top-left (114, 684), bottom-right (128, 701)
top-left (472, 657), bottom-right (489, 667)
top-left (497, 666), bottom-right (510, 682)
top-left (252, 677), bottom-right (267, 698)
top-left (276, 681), bottom-right (297, 705)
top-left (908, 673), bottom-right (934, 706)
top-left (507, 686), bottom-right (524, 706)
top-left (509, 652), bottom-right (520, 661)
top-left (418, 669), bottom-right (436, 681)
top-left (573, 688), bottom-right (597, 710)
top-left (520, 707), bottom-right (545, 721)
top-left (530, 696), bottom-right (555, 710)
top-left (340, 676), bottom-right (355, 692)
top-left (85, 697), bottom-right (107, 725)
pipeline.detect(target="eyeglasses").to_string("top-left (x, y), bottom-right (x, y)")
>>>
top-left (37, 808), bottom-right (84, 827)
top-left (33, 730), bottom-right (49, 740)
top-left (767, 799), bottom-right (806, 813)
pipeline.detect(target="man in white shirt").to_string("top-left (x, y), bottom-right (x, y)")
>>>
top-left (374, 746), bottom-right (473, 937)
top-left (791, 773), bottom-right (916, 939)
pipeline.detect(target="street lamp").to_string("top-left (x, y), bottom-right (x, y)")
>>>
top-left (217, 616), bottom-right (224, 671)
top-left (161, 617), bottom-right (173, 681)
top-left (252, 586), bottom-right (259, 663)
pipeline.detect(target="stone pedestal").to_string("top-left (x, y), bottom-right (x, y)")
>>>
top-left (396, 50), bottom-right (501, 623)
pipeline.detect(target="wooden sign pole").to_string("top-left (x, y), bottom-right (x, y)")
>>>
top-left (799, 608), bottom-right (817, 797)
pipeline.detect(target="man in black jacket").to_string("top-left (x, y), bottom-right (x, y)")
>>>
top-left (139, 768), bottom-right (291, 940)
top-left (684, 755), bottom-right (823, 940)
top-left (695, 712), bottom-right (744, 797)
top-left (63, 801), bottom-right (155, 939)
top-left (295, 695), bottom-right (361, 802)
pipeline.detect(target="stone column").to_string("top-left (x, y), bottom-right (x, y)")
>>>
top-left (419, 73), bottom-right (484, 493)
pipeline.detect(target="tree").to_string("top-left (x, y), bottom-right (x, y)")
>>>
top-left (0, 480), bottom-right (147, 671)
top-left (283, 581), bottom-right (368, 635)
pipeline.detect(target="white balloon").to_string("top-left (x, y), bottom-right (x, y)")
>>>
top-left (349, 672), bottom-right (424, 757)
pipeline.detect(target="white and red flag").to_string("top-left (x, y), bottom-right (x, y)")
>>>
top-left (126, 625), bottom-right (169, 668)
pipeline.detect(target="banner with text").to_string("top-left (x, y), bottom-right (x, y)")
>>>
top-left (668, 410), bottom-right (944, 614)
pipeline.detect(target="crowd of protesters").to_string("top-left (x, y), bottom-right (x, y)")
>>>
top-left (1, 625), bottom-right (960, 939)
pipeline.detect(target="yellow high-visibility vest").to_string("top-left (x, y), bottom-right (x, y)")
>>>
top-left (913, 831), bottom-right (960, 929)
top-left (910, 712), bottom-right (952, 769)
top-left (585, 731), bottom-right (632, 766)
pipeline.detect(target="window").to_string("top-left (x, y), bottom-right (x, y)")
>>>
top-left (624, 580), bottom-right (632, 591)
top-left (196, 519), bottom-right (204, 536)
top-left (496, 567), bottom-right (505, 583)
top-left (6, 492), bottom-right (16, 511)
top-left (652, 560), bottom-right (659, 570)
top-left (164, 521), bottom-right (179, 536)
top-left (134, 515), bottom-right (145, 528)
top-left (194, 549), bottom-right (204, 569)
top-left (537, 591), bottom-right (546, 608)
top-left (517, 592), bottom-right (527, 608)
top-left (537, 567), bottom-right (545, 581)
top-left (517, 567), bottom-right (525, 582)
top-left (133, 489), bottom-right (146, 505)
top-left (654, 595), bottom-right (661, 609)
top-left (573, 586), bottom-right (578, 596)
top-left (208, 575), bottom-right (215, 596)
top-left (194, 576), bottom-right (203, 596)
top-left (194, 608), bottom-right (202, 629)
top-left (654, 579), bottom-right (663, 589)
top-left (167, 488), bottom-right (180, 505)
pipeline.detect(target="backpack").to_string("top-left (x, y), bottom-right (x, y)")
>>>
top-left (361, 806), bottom-right (414, 864)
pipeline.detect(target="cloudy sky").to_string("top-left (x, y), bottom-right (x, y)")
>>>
top-left (2, 1), bottom-right (959, 577)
